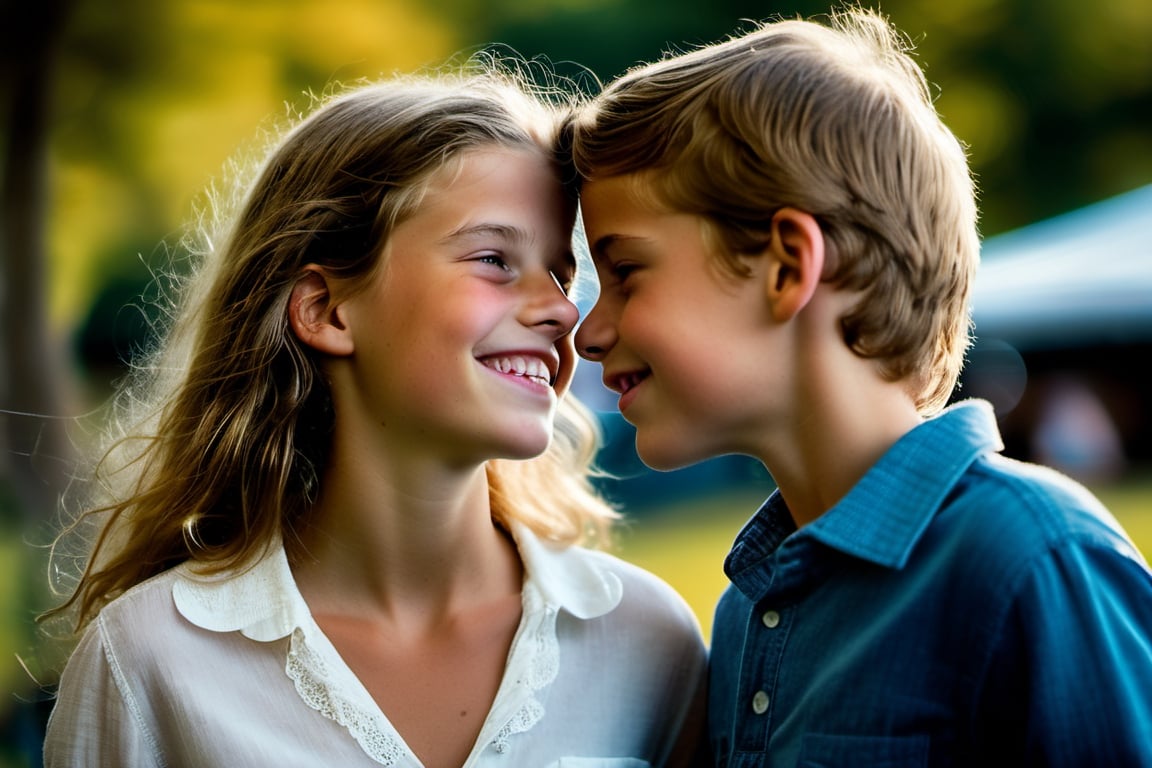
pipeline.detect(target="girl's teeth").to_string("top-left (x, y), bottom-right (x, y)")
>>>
top-left (485, 356), bottom-right (549, 385)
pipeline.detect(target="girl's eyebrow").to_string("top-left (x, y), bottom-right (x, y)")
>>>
top-left (441, 222), bottom-right (525, 245)
top-left (444, 222), bottom-right (576, 274)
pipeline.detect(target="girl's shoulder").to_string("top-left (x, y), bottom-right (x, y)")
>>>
top-left (571, 546), bottom-right (704, 635)
top-left (94, 565), bottom-right (185, 629)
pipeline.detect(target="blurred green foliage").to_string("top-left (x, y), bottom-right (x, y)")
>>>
top-left (3, 1), bottom-right (1151, 760)
top-left (46, 0), bottom-right (1152, 401)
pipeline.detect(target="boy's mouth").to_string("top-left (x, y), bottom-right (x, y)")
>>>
top-left (606, 369), bottom-right (650, 395)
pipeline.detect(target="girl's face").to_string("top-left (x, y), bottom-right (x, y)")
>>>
top-left (339, 147), bottom-right (580, 466)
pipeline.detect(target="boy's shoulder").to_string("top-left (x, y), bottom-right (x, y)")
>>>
top-left (958, 451), bottom-right (1133, 552)
top-left (856, 400), bottom-right (1139, 575)
top-left (892, 400), bottom-right (1122, 546)
top-left (912, 445), bottom-right (1144, 607)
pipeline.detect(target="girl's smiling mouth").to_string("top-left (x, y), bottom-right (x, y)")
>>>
top-left (479, 353), bottom-right (556, 387)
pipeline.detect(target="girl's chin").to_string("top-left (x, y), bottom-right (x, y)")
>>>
top-left (491, 433), bottom-right (553, 462)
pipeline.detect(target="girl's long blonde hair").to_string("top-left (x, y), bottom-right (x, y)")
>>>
top-left (43, 55), bottom-right (618, 638)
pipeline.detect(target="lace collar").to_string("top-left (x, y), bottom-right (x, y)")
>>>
top-left (171, 523), bottom-right (622, 636)
top-left (170, 523), bottom-right (623, 765)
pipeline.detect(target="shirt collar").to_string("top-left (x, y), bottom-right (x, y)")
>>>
top-left (511, 522), bottom-right (622, 619)
top-left (805, 398), bottom-right (1003, 568)
top-left (172, 521), bottom-right (622, 639)
top-left (171, 541), bottom-right (304, 641)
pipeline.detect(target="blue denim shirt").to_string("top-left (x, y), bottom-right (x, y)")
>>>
top-left (709, 399), bottom-right (1152, 767)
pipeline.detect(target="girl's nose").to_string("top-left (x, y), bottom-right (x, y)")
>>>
top-left (526, 272), bottom-right (580, 338)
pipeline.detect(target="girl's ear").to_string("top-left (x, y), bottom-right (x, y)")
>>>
top-left (763, 207), bottom-right (825, 323)
top-left (289, 267), bottom-right (354, 356)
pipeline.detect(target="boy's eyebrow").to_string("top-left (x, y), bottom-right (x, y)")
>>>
top-left (590, 233), bottom-right (640, 258)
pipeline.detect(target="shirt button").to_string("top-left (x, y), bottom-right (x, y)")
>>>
top-left (751, 690), bottom-right (770, 715)
top-left (761, 610), bottom-right (780, 628)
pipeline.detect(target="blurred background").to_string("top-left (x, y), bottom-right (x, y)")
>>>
top-left (2, 0), bottom-right (1151, 763)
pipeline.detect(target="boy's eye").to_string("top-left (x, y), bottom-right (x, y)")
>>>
top-left (610, 261), bottom-right (638, 282)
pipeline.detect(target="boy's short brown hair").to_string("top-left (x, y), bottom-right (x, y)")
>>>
top-left (564, 7), bottom-right (980, 413)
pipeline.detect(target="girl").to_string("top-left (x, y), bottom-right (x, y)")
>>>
top-left (41, 59), bottom-right (707, 768)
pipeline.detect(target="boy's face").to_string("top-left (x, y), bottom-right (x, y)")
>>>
top-left (575, 175), bottom-right (777, 470)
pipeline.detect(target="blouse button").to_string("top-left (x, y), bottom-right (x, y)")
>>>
top-left (761, 610), bottom-right (780, 628)
top-left (751, 690), bottom-right (770, 715)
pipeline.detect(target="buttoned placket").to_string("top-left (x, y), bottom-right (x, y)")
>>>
top-left (736, 603), bottom-right (789, 753)
top-left (753, 609), bottom-right (782, 717)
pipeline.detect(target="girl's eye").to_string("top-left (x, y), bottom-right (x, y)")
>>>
top-left (476, 253), bottom-right (511, 271)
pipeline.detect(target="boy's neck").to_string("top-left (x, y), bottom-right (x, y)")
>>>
top-left (768, 366), bottom-right (923, 529)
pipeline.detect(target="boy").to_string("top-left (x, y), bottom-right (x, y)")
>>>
top-left (563, 6), bottom-right (1152, 766)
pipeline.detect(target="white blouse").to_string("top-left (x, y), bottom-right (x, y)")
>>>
top-left (43, 523), bottom-right (708, 767)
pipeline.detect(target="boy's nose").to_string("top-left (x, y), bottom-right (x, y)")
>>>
top-left (575, 300), bottom-right (615, 361)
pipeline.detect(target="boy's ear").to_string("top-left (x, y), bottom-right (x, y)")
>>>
top-left (289, 267), bottom-right (354, 356)
top-left (763, 207), bottom-right (825, 322)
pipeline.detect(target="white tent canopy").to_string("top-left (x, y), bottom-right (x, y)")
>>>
top-left (971, 183), bottom-right (1152, 349)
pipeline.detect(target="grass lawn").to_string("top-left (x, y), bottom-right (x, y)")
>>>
top-left (1, 470), bottom-right (1148, 765)
top-left (615, 471), bottom-right (1152, 640)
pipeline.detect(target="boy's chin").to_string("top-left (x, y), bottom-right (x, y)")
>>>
top-left (634, 439), bottom-right (706, 473)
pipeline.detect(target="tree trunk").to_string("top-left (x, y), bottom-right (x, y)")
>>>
top-left (1, 0), bottom-right (78, 527)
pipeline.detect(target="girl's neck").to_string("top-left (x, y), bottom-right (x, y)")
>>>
top-left (291, 451), bottom-right (523, 631)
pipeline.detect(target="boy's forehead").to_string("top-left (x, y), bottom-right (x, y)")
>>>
top-left (581, 173), bottom-right (659, 210)
top-left (577, 178), bottom-right (720, 274)
top-left (578, 175), bottom-right (665, 243)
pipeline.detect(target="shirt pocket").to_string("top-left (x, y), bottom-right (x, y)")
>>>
top-left (548, 759), bottom-right (651, 768)
top-left (798, 734), bottom-right (929, 767)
